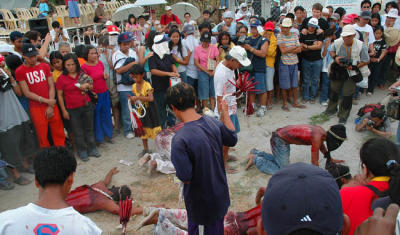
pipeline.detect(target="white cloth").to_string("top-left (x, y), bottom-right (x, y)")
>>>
top-left (214, 62), bottom-right (237, 116)
top-left (112, 49), bottom-right (139, 91)
top-left (150, 153), bottom-right (175, 174)
top-left (0, 203), bottom-right (102, 235)
top-left (0, 88), bottom-right (29, 132)
top-left (235, 10), bottom-right (250, 22)
top-left (182, 35), bottom-right (199, 79)
top-left (50, 29), bottom-right (70, 50)
top-left (171, 45), bottom-right (188, 73)
top-left (354, 24), bottom-right (375, 46)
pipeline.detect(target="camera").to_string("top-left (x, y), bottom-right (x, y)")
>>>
top-left (338, 57), bottom-right (353, 66)
top-left (220, 45), bottom-right (229, 51)
top-left (237, 36), bottom-right (250, 45)
top-left (367, 119), bottom-right (376, 128)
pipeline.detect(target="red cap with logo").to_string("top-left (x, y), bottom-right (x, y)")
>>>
top-left (107, 25), bottom-right (119, 35)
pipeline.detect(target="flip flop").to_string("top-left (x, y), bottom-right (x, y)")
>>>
top-left (281, 106), bottom-right (290, 112)
top-left (14, 176), bottom-right (31, 185)
top-left (293, 104), bottom-right (306, 109)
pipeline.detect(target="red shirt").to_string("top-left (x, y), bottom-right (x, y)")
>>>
top-left (81, 61), bottom-right (108, 94)
top-left (56, 73), bottom-right (90, 109)
top-left (15, 63), bottom-right (52, 108)
top-left (160, 14), bottom-right (181, 25)
top-left (340, 178), bottom-right (390, 235)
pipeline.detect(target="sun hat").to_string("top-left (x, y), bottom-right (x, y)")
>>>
top-left (341, 24), bottom-right (356, 37)
top-left (386, 8), bottom-right (399, 18)
top-left (281, 18), bottom-right (292, 27)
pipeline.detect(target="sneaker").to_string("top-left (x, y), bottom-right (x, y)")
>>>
top-left (78, 151), bottom-right (89, 162)
top-left (88, 148), bottom-right (101, 158)
top-left (256, 107), bottom-right (266, 117)
top-left (367, 92), bottom-right (372, 96)
top-left (321, 101), bottom-right (328, 106)
top-left (126, 133), bottom-right (134, 139)
top-left (0, 181), bottom-right (14, 190)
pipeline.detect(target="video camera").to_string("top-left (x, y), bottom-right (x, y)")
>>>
top-left (237, 36), bottom-right (250, 46)
top-left (338, 57), bottom-right (353, 66)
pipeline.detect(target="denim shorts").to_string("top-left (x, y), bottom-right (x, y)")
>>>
top-left (266, 66), bottom-right (275, 91)
top-left (252, 72), bottom-right (266, 94)
top-left (230, 114), bottom-right (240, 134)
top-left (279, 61), bottom-right (298, 90)
top-left (197, 71), bottom-right (215, 100)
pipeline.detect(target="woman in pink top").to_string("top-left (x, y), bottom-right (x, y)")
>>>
top-left (194, 31), bottom-right (220, 111)
top-left (81, 45), bottom-right (113, 144)
top-left (125, 14), bottom-right (141, 43)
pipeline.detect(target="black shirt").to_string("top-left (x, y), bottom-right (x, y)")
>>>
top-left (148, 54), bottom-right (175, 92)
top-left (299, 31), bottom-right (324, 61)
top-left (301, 17), bottom-right (329, 31)
top-left (373, 39), bottom-right (387, 58)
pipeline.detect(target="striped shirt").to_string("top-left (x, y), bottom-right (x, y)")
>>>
top-left (277, 32), bottom-right (300, 65)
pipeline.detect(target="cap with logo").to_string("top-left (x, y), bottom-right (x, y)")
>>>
top-left (342, 14), bottom-right (354, 24)
top-left (22, 43), bottom-right (39, 57)
top-left (228, 46), bottom-right (251, 66)
top-left (360, 10), bottom-right (372, 19)
top-left (250, 18), bottom-right (261, 27)
top-left (341, 24), bottom-right (356, 37)
top-left (308, 17), bottom-right (319, 28)
top-left (330, 13), bottom-right (340, 21)
top-left (165, 6), bottom-right (172, 11)
top-left (386, 8), bottom-right (399, 18)
top-left (200, 31), bottom-right (212, 42)
top-left (261, 162), bottom-right (343, 235)
top-left (281, 18), bottom-right (292, 27)
top-left (118, 32), bottom-right (135, 43)
top-left (182, 24), bottom-right (195, 34)
top-left (264, 21), bottom-right (275, 31)
top-left (107, 25), bottom-right (119, 35)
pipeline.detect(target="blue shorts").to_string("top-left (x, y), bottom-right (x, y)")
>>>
top-left (252, 72), bottom-right (266, 94)
top-left (68, 1), bottom-right (81, 18)
top-left (197, 71), bottom-right (215, 100)
top-left (279, 61), bottom-right (298, 90)
top-left (230, 114), bottom-right (240, 134)
top-left (266, 66), bottom-right (275, 91)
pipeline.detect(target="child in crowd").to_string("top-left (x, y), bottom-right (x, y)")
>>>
top-left (50, 51), bottom-right (63, 83)
top-left (368, 25), bottom-right (387, 94)
top-left (370, 13), bottom-right (381, 30)
top-left (38, 0), bottom-right (49, 18)
top-left (129, 64), bottom-right (161, 156)
top-left (320, 29), bottom-right (334, 106)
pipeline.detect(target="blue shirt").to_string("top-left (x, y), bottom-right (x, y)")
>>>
top-left (212, 22), bottom-right (237, 40)
top-left (247, 35), bottom-right (267, 73)
top-left (39, 3), bottom-right (49, 16)
top-left (171, 116), bottom-right (237, 225)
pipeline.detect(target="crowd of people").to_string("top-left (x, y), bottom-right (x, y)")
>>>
top-left (1, 0), bottom-right (400, 234)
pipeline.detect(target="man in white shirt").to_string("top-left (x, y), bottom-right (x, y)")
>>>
top-left (0, 147), bottom-right (102, 235)
top-left (214, 46), bottom-right (251, 173)
top-left (354, 11), bottom-right (376, 53)
top-left (138, 15), bottom-right (150, 45)
top-left (182, 24), bottom-right (199, 87)
top-left (112, 32), bottom-right (139, 139)
top-left (49, 21), bottom-right (70, 50)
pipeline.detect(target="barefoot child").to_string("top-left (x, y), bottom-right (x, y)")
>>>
top-left (129, 64), bottom-right (161, 156)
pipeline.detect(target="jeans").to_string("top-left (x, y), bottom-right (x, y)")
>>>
top-left (68, 103), bottom-right (96, 154)
top-left (220, 0), bottom-right (229, 7)
top-left (179, 72), bottom-right (188, 84)
top-left (302, 59), bottom-right (322, 101)
top-left (253, 132), bottom-right (290, 174)
top-left (119, 91), bottom-right (134, 136)
top-left (94, 91), bottom-right (113, 142)
top-left (0, 153), bottom-right (8, 183)
top-left (198, 71), bottom-right (215, 101)
top-left (154, 90), bottom-right (167, 129)
top-left (320, 72), bottom-right (330, 103)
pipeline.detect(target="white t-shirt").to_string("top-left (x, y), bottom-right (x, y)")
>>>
top-left (182, 35), bottom-right (199, 79)
top-left (183, 20), bottom-right (196, 26)
top-left (214, 62), bottom-right (237, 116)
top-left (50, 29), bottom-right (70, 50)
top-left (112, 48), bottom-right (139, 91)
top-left (171, 45), bottom-right (188, 73)
top-left (0, 203), bottom-right (102, 235)
top-left (354, 24), bottom-right (375, 46)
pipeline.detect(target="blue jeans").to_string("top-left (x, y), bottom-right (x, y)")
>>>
top-left (253, 132), bottom-right (290, 174)
top-left (320, 72), bottom-right (330, 103)
top-left (94, 91), bottom-right (113, 142)
top-left (198, 71), bottom-right (215, 101)
top-left (154, 90), bottom-right (167, 129)
top-left (0, 154), bottom-right (8, 183)
top-left (119, 91), bottom-right (134, 136)
top-left (179, 72), bottom-right (188, 84)
top-left (220, 0), bottom-right (229, 7)
top-left (302, 59), bottom-right (322, 101)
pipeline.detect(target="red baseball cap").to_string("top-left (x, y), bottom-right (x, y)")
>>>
top-left (107, 25), bottom-right (119, 35)
top-left (342, 15), bottom-right (353, 24)
top-left (0, 55), bottom-right (4, 65)
top-left (264, 21), bottom-right (275, 31)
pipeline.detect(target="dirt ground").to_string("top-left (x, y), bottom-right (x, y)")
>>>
top-left (0, 88), bottom-right (397, 234)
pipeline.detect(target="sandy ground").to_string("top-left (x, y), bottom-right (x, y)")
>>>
top-left (0, 88), bottom-right (397, 234)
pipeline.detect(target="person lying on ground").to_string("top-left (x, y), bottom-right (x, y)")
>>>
top-left (65, 167), bottom-right (131, 215)
top-left (245, 124), bottom-right (347, 174)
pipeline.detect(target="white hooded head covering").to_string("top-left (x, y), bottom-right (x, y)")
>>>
top-left (152, 34), bottom-right (170, 59)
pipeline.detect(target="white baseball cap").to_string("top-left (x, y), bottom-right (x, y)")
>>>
top-left (322, 8), bottom-right (330, 14)
top-left (105, 20), bottom-right (113, 26)
top-left (281, 18), bottom-right (292, 27)
top-left (308, 18), bottom-right (319, 28)
top-left (165, 6), bottom-right (172, 11)
top-left (341, 24), bottom-right (356, 37)
top-left (386, 8), bottom-right (399, 19)
top-left (229, 46), bottom-right (251, 66)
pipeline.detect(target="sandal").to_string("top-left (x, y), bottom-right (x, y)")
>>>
top-left (281, 106), bottom-right (290, 112)
top-left (14, 176), bottom-right (31, 185)
top-left (292, 104), bottom-right (306, 109)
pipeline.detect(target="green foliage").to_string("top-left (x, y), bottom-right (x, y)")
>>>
top-left (309, 113), bottom-right (330, 125)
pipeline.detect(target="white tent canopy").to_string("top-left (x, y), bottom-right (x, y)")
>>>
top-left (0, 0), bottom-right (32, 10)
top-left (132, 0), bottom-right (167, 7)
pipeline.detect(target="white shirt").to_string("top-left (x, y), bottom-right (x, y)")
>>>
top-left (182, 35), bottom-right (199, 79)
top-left (0, 203), bottom-right (102, 235)
top-left (214, 62), bottom-right (237, 115)
top-left (354, 23), bottom-right (375, 46)
top-left (171, 45), bottom-right (188, 73)
top-left (183, 20), bottom-right (196, 26)
top-left (50, 29), bottom-right (70, 50)
top-left (112, 48), bottom-right (139, 91)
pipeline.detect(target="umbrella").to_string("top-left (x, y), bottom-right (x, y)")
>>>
top-left (172, 2), bottom-right (201, 20)
top-left (0, 0), bottom-right (31, 10)
top-left (132, 0), bottom-right (167, 7)
top-left (112, 4), bottom-right (145, 22)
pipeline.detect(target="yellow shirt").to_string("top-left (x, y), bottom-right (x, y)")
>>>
top-left (52, 69), bottom-right (62, 83)
top-left (217, 42), bottom-right (236, 61)
top-left (132, 81), bottom-right (153, 110)
top-left (264, 33), bottom-right (277, 68)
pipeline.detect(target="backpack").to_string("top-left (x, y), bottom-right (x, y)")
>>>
top-left (113, 57), bottom-right (136, 85)
top-left (357, 104), bottom-right (384, 117)
top-left (163, 14), bottom-right (177, 24)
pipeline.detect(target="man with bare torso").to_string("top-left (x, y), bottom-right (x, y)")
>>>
top-left (246, 124), bottom-right (346, 174)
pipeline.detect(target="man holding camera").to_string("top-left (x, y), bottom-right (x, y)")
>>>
top-left (355, 108), bottom-right (392, 138)
top-left (50, 21), bottom-right (69, 50)
top-left (325, 25), bottom-right (369, 124)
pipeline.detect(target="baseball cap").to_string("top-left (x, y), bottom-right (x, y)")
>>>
top-left (386, 8), bottom-right (399, 18)
top-left (22, 43), bottom-right (39, 57)
top-left (165, 6), bottom-right (172, 11)
top-left (360, 10), bottom-right (372, 19)
top-left (0, 54), bottom-right (4, 65)
top-left (182, 24), bottom-right (195, 34)
top-left (281, 18), bottom-right (292, 27)
top-left (262, 162), bottom-right (343, 235)
top-left (10, 31), bottom-right (24, 42)
top-left (107, 25), bottom-right (119, 35)
top-left (200, 31), bottom-right (212, 42)
top-left (341, 24), bottom-right (356, 37)
top-left (264, 21), bottom-right (275, 31)
top-left (330, 13), bottom-right (340, 21)
top-left (228, 46), bottom-right (251, 66)
top-left (118, 32), bottom-right (134, 43)
top-left (308, 17), bottom-right (319, 28)
top-left (349, 13), bottom-right (359, 20)
top-left (250, 18), bottom-right (261, 27)
top-left (223, 11), bottom-right (235, 19)
top-left (105, 20), bottom-right (113, 26)
top-left (322, 7), bottom-right (330, 14)
top-left (342, 14), bottom-right (353, 24)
